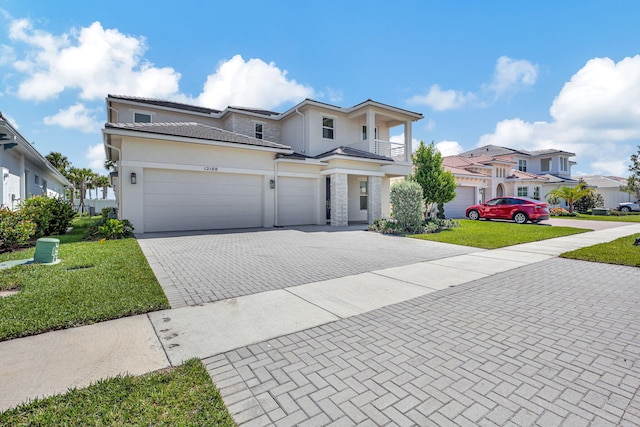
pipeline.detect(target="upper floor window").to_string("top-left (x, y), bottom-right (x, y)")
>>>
top-left (134, 112), bottom-right (152, 123)
top-left (322, 117), bottom-right (334, 139)
top-left (560, 157), bottom-right (568, 171)
top-left (361, 125), bottom-right (378, 141)
top-left (254, 123), bottom-right (263, 140)
top-left (540, 158), bottom-right (551, 172)
top-left (518, 159), bottom-right (527, 172)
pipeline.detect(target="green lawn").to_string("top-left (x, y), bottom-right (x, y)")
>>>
top-left (555, 213), bottom-right (640, 222)
top-left (410, 219), bottom-right (589, 249)
top-left (0, 217), bottom-right (169, 341)
top-left (0, 359), bottom-right (236, 427)
top-left (561, 234), bottom-right (640, 267)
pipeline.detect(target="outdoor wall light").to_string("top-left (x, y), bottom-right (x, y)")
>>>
top-left (270, 179), bottom-right (275, 189)
top-left (130, 172), bottom-right (137, 185)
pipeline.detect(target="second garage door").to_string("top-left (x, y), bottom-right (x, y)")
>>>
top-left (443, 186), bottom-right (476, 219)
top-left (278, 177), bottom-right (318, 226)
top-left (143, 169), bottom-right (263, 232)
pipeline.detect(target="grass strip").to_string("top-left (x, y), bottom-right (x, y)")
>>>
top-left (561, 234), bottom-right (640, 267)
top-left (410, 219), bottom-right (588, 249)
top-left (0, 359), bottom-right (236, 426)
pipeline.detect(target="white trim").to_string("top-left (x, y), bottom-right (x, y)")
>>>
top-left (120, 160), bottom-right (273, 176)
top-left (320, 168), bottom-right (385, 177)
top-left (253, 121), bottom-right (264, 140)
top-left (277, 171), bottom-right (320, 179)
top-left (318, 155), bottom-right (394, 165)
top-left (322, 115), bottom-right (335, 140)
top-left (103, 128), bottom-right (292, 154)
top-left (274, 158), bottom-right (327, 166)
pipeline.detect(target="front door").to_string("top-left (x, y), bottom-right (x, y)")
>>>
top-left (325, 177), bottom-right (331, 222)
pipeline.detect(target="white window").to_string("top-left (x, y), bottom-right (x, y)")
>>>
top-left (560, 157), bottom-right (568, 171)
top-left (533, 186), bottom-right (540, 200)
top-left (359, 180), bottom-right (368, 210)
top-left (134, 112), bottom-right (152, 123)
top-left (518, 159), bottom-right (527, 172)
top-left (540, 158), bottom-right (551, 172)
top-left (322, 117), bottom-right (334, 139)
top-left (517, 186), bottom-right (528, 197)
top-left (35, 175), bottom-right (40, 185)
top-left (254, 123), bottom-right (263, 140)
top-left (43, 179), bottom-right (48, 194)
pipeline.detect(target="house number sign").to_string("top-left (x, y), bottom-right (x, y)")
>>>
top-left (203, 166), bottom-right (218, 172)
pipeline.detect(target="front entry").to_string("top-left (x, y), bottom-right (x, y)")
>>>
top-left (325, 177), bottom-right (331, 222)
top-left (497, 183), bottom-right (504, 197)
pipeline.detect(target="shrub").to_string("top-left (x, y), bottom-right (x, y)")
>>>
top-left (369, 216), bottom-right (459, 235)
top-left (0, 208), bottom-right (37, 252)
top-left (101, 207), bottom-right (118, 219)
top-left (550, 207), bottom-right (579, 217)
top-left (389, 180), bottom-right (424, 233)
top-left (87, 218), bottom-right (134, 240)
top-left (19, 196), bottom-right (75, 236)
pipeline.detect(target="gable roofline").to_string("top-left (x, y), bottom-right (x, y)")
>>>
top-left (280, 98), bottom-right (424, 121)
top-left (107, 94), bottom-right (221, 117)
top-left (461, 144), bottom-right (576, 159)
top-left (0, 112), bottom-right (71, 186)
top-left (314, 146), bottom-right (395, 163)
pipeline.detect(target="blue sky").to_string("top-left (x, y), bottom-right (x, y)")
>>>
top-left (2, 1), bottom-right (640, 178)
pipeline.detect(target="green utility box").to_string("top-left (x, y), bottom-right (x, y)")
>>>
top-left (592, 208), bottom-right (609, 216)
top-left (34, 238), bottom-right (60, 264)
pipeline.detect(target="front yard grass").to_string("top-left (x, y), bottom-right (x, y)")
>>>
top-left (0, 217), bottom-right (169, 341)
top-left (0, 359), bottom-right (236, 426)
top-left (561, 234), bottom-right (640, 267)
top-left (410, 219), bottom-right (588, 249)
top-left (556, 214), bottom-right (640, 222)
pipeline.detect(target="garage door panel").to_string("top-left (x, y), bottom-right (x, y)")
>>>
top-left (444, 186), bottom-right (475, 219)
top-left (143, 170), bottom-right (262, 232)
top-left (278, 177), bottom-right (317, 226)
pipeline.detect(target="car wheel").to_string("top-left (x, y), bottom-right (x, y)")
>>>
top-left (620, 206), bottom-right (631, 212)
top-left (514, 212), bottom-right (528, 224)
top-left (467, 210), bottom-right (480, 220)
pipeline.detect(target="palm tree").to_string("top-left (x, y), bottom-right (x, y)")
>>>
top-left (94, 175), bottom-right (111, 199)
top-left (68, 167), bottom-right (94, 214)
top-left (546, 185), bottom-right (592, 213)
top-left (46, 152), bottom-right (71, 176)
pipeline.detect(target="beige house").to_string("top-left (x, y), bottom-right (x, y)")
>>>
top-left (443, 145), bottom-right (578, 218)
top-left (0, 112), bottom-right (70, 209)
top-left (574, 175), bottom-right (636, 208)
top-left (103, 95), bottom-right (422, 233)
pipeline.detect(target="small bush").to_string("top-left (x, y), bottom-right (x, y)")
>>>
top-left (389, 180), bottom-right (424, 233)
top-left (101, 207), bottom-right (118, 219)
top-left (0, 208), bottom-right (37, 252)
top-left (369, 217), bottom-right (459, 235)
top-left (19, 196), bottom-right (75, 236)
top-left (550, 207), bottom-right (579, 217)
top-left (87, 218), bottom-right (134, 240)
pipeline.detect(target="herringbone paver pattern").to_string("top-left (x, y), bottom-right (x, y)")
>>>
top-left (205, 258), bottom-right (640, 426)
top-left (138, 227), bottom-right (479, 307)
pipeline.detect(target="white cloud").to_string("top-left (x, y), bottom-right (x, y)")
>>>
top-left (487, 56), bottom-right (538, 96)
top-left (195, 55), bottom-right (314, 110)
top-left (43, 103), bottom-right (102, 133)
top-left (390, 133), bottom-right (421, 151)
top-left (478, 55), bottom-right (640, 177)
top-left (9, 19), bottom-right (181, 101)
top-left (86, 143), bottom-right (106, 170)
top-left (325, 87), bottom-right (343, 104)
top-left (435, 140), bottom-right (464, 156)
top-left (408, 84), bottom-right (476, 111)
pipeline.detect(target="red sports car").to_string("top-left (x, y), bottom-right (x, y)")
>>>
top-left (466, 197), bottom-right (550, 224)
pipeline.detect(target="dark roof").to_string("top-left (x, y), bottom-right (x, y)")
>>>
top-left (229, 106), bottom-right (280, 116)
top-left (277, 152), bottom-right (315, 160)
top-left (105, 122), bottom-right (291, 150)
top-left (108, 95), bottom-right (221, 115)
top-left (461, 144), bottom-right (576, 158)
top-left (314, 146), bottom-right (393, 162)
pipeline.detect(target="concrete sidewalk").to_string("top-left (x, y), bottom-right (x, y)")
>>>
top-left (1, 223), bottom-right (639, 413)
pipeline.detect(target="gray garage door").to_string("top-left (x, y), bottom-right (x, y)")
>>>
top-left (278, 177), bottom-right (317, 226)
top-left (143, 169), bottom-right (263, 232)
top-left (443, 186), bottom-right (476, 218)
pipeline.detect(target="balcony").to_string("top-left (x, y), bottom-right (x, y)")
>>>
top-left (374, 140), bottom-right (407, 162)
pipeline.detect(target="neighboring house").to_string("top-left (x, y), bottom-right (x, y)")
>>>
top-left (103, 95), bottom-right (423, 233)
top-left (0, 112), bottom-right (70, 209)
top-left (442, 145), bottom-right (578, 218)
top-left (574, 175), bottom-right (636, 208)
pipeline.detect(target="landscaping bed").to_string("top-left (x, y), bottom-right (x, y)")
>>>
top-left (0, 359), bottom-right (235, 426)
top-left (410, 219), bottom-right (588, 249)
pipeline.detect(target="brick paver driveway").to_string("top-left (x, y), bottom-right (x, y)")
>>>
top-left (207, 258), bottom-right (640, 426)
top-left (137, 226), bottom-right (480, 307)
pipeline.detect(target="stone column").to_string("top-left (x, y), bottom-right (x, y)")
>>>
top-left (367, 111), bottom-right (377, 154)
top-left (367, 176), bottom-right (382, 224)
top-left (331, 173), bottom-right (348, 226)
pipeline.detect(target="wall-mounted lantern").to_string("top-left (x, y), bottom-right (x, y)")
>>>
top-left (130, 172), bottom-right (137, 185)
top-left (270, 179), bottom-right (275, 189)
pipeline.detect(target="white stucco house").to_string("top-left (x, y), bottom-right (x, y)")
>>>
top-left (443, 145), bottom-right (578, 218)
top-left (574, 175), bottom-right (636, 208)
top-left (103, 95), bottom-right (423, 233)
top-left (0, 112), bottom-right (70, 209)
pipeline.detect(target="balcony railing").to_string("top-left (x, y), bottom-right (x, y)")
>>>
top-left (374, 139), bottom-right (406, 161)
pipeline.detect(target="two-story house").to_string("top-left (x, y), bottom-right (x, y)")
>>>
top-left (443, 145), bottom-right (578, 217)
top-left (0, 112), bottom-right (70, 209)
top-left (103, 95), bottom-right (423, 233)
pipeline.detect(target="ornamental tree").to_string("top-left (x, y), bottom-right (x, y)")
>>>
top-left (411, 141), bottom-right (457, 218)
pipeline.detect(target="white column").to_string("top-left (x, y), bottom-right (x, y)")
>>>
top-left (367, 111), bottom-right (376, 154)
top-left (367, 176), bottom-right (382, 224)
top-left (19, 153), bottom-right (25, 201)
top-left (404, 120), bottom-right (412, 163)
top-left (331, 173), bottom-right (348, 226)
